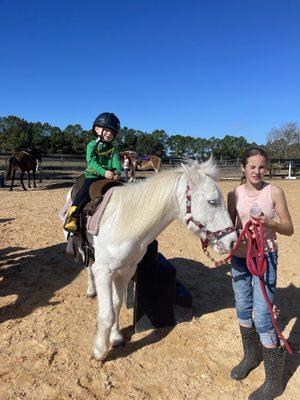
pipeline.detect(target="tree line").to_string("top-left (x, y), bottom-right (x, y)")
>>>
top-left (0, 115), bottom-right (299, 160)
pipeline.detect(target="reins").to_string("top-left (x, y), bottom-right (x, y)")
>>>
top-left (185, 184), bottom-right (293, 354)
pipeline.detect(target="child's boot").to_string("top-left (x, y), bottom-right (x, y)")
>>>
top-left (231, 325), bottom-right (262, 380)
top-left (64, 206), bottom-right (79, 232)
top-left (248, 346), bottom-right (286, 400)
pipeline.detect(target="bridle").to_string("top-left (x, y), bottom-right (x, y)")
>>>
top-left (184, 184), bottom-right (235, 253)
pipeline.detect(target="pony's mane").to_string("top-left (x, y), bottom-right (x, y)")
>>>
top-left (104, 158), bottom-right (218, 241)
top-left (107, 168), bottom-right (181, 240)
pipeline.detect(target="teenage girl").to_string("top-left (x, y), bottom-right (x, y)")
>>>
top-left (227, 147), bottom-right (294, 400)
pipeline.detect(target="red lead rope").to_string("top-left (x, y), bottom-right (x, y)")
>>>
top-left (214, 219), bottom-right (293, 354)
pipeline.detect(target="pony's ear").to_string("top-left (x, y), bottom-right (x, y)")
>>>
top-left (181, 162), bottom-right (204, 187)
top-left (180, 162), bottom-right (190, 177)
top-left (199, 155), bottom-right (219, 180)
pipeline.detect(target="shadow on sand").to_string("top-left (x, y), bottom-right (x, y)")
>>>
top-left (107, 257), bottom-right (234, 362)
top-left (0, 218), bottom-right (15, 223)
top-left (0, 243), bottom-right (82, 323)
top-left (109, 257), bottom-right (299, 386)
top-left (1, 246), bottom-right (298, 385)
top-left (43, 181), bottom-right (75, 190)
top-left (275, 284), bottom-right (300, 389)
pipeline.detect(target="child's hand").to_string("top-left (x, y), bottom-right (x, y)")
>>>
top-left (105, 170), bottom-right (115, 179)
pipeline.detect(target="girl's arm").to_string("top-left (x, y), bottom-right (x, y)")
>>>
top-left (271, 186), bottom-right (294, 236)
top-left (258, 186), bottom-right (294, 236)
top-left (227, 190), bottom-right (237, 227)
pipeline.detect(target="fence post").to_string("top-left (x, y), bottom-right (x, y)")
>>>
top-left (285, 161), bottom-right (296, 180)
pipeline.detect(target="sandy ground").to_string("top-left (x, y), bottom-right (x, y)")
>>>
top-left (0, 179), bottom-right (299, 400)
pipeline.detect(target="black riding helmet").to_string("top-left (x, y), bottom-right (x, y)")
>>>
top-left (93, 112), bottom-right (120, 138)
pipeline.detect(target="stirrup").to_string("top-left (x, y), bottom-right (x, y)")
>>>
top-left (65, 234), bottom-right (77, 257)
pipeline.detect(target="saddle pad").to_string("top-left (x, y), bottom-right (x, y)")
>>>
top-left (86, 188), bottom-right (114, 235)
top-left (60, 198), bottom-right (72, 222)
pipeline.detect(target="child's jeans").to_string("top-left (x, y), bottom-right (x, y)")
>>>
top-left (231, 251), bottom-right (278, 347)
top-left (73, 177), bottom-right (103, 211)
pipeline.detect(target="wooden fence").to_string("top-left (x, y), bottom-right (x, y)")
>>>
top-left (0, 153), bottom-right (299, 183)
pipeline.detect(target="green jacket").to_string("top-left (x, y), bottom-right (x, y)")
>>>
top-left (85, 139), bottom-right (122, 179)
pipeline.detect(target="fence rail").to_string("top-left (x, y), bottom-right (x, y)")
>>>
top-left (0, 153), bottom-right (299, 181)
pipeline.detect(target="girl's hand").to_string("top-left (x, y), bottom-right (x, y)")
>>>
top-left (113, 174), bottom-right (120, 180)
top-left (252, 214), bottom-right (275, 229)
top-left (105, 170), bottom-right (114, 179)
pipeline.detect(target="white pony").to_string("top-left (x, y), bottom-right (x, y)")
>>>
top-left (63, 158), bottom-right (237, 361)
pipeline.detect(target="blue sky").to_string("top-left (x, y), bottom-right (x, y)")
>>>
top-left (1, 0), bottom-right (299, 144)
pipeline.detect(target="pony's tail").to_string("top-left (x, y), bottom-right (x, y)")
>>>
top-left (5, 157), bottom-right (13, 181)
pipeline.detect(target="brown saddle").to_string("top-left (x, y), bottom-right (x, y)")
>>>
top-left (88, 178), bottom-right (122, 201)
top-left (71, 174), bottom-right (123, 216)
top-left (67, 176), bottom-right (124, 262)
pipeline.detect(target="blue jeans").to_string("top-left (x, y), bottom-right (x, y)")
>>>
top-left (124, 168), bottom-right (129, 182)
top-left (231, 251), bottom-right (278, 346)
top-left (73, 177), bottom-right (104, 211)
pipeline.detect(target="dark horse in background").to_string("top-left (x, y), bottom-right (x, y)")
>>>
top-left (5, 149), bottom-right (42, 191)
top-left (119, 151), bottom-right (162, 181)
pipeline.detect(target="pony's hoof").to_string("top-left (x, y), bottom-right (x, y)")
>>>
top-left (110, 332), bottom-right (124, 348)
top-left (86, 290), bottom-right (96, 298)
top-left (86, 285), bottom-right (96, 298)
top-left (93, 347), bottom-right (108, 362)
top-left (111, 339), bottom-right (125, 349)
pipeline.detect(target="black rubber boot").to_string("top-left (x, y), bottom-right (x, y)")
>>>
top-left (230, 325), bottom-right (262, 380)
top-left (248, 346), bottom-right (286, 400)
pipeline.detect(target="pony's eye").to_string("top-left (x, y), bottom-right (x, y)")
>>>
top-left (208, 200), bottom-right (218, 207)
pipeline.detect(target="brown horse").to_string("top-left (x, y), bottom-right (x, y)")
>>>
top-left (135, 155), bottom-right (162, 172)
top-left (119, 151), bottom-right (162, 181)
top-left (5, 149), bottom-right (42, 191)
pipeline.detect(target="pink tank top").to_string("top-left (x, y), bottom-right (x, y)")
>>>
top-left (234, 183), bottom-right (278, 257)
